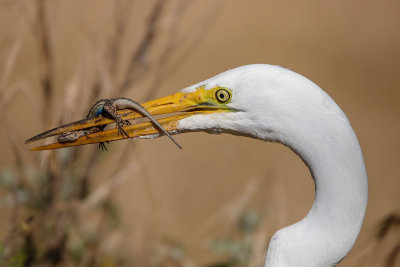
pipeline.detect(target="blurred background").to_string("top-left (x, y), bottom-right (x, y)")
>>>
top-left (0, 0), bottom-right (399, 266)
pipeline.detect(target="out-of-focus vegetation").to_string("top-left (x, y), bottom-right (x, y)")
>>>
top-left (0, 0), bottom-right (399, 266)
top-left (0, 0), bottom-right (221, 265)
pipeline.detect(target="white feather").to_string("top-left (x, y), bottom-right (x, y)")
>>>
top-left (178, 65), bottom-right (368, 267)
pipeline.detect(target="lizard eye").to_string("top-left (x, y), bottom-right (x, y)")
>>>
top-left (215, 88), bottom-right (231, 103)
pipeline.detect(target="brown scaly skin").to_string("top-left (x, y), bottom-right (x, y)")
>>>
top-left (58, 97), bottom-right (181, 150)
top-left (58, 98), bottom-right (132, 150)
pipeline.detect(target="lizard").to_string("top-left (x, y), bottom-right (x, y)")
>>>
top-left (57, 97), bottom-right (182, 150)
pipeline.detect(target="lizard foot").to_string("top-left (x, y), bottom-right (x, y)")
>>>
top-left (99, 142), bottom-right (110, 151)
top-left (117, 125), bottom-right (130, 139)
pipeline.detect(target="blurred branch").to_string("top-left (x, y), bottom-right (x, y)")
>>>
top-left (144, 0), bottom-right (221, 101)
top-left (386, 241), bottom-right (400, 267)
top-left (119, 0), bottom-right (166, 92)
top-left (106, 0), bottom-right (133, 79)
top-left (81, 155), bottom-right (140, 212)
top-left (190, 181), bottom-right (257, 243)
top-left (344, 212), bottom-right (400, 267)
top-left (0, 0), bottom-right (221, 265)
top-left (0, 39), bottom-right (21, 98)
top-left (379, 213), bottom-right (400, 267)
top-left (35, 0), bottom-right (54, 122)
top-left (377, 213), bottom-right (400, 240)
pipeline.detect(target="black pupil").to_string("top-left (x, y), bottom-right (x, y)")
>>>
top-left (219, 93), bottom-right (225, 99)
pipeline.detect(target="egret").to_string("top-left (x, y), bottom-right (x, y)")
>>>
top-left (28, 64), bottom-right (368, 266)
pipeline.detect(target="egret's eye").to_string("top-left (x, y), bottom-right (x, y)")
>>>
top-left (215, 89), bottom-right (231, 103)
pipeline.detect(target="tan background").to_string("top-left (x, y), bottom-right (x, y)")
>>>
top-left (0, 0), bottom-right (399, 266)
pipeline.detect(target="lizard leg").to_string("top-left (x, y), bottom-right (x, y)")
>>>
top-left (99, 142), bottom-right (108, 151)
top-left (58, 130), bottom-right (85, 143)
top-left (80, 127), bottom-right (108, 150)
top-left (103, 102), bottom-right (130, 138)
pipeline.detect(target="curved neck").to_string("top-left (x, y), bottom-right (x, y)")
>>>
top-left (265, 122), bottom-right (368, 267)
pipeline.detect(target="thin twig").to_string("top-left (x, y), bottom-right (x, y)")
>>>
top-left (0, 39), bottom-right (21, 97)
top-left (36, 0), bottom-right (54, 122)
top-left (81, 158), bottom-right (140, 212)
top-left (144, 0), bottom-right (222, 101)
top-left (106, 0), bottom-right (133, 80)
top-left (190, 181), bottom-right (257, 243)
top-left (119, 0), bottom-right (166, 92)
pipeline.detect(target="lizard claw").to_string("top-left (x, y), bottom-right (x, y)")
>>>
top-left (117, 125), bottom-right (130, 139)
top-left (98, 141), bottom-right (110, 151)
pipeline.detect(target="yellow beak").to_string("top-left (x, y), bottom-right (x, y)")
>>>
top-left (26, 87), bottom-right (232, 151)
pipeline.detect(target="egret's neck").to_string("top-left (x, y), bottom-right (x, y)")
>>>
top-left (265, 120), bottom-right (368, 267)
